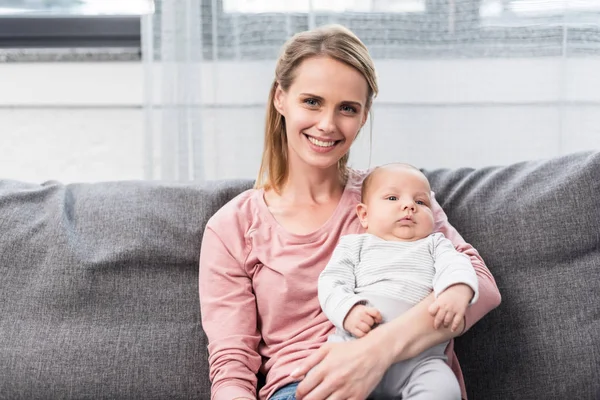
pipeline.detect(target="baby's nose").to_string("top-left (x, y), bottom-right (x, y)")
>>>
top-left (401, 201), bottom-right (416, 211)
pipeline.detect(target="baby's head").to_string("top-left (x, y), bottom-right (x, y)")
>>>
top-left (357, 163), bottom-right (435, 242)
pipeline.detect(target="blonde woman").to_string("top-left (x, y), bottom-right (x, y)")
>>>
top-left (199, 24), bottom-right (501, 400)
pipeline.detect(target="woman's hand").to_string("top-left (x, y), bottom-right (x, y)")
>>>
top-left (290, 335), bottom-right (392, 400)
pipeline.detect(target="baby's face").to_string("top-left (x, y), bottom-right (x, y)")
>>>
top-left (358, 167), bottom-right (435, 241)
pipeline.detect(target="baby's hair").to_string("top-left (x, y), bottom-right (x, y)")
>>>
top-left (360, 163), bottom-right (424, 202)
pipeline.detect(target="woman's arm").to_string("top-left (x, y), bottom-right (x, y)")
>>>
top-left (199, 223), bottom-right (261, 400)
top-left (367, 291), bottom-right (466, 363)
top-left (291, 292), bottom-right (464, 400)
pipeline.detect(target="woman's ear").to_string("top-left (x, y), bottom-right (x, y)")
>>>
top-left (274, 84), bottom-right (286, 115)
top-left (356, 203), bottom-right (369, 229)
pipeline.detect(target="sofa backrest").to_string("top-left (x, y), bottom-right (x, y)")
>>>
top-left (424, 151), bottom-right (600, 399)
top-left (0, 179), bottom-right (252, 399)
top-left (1, 151), bottom-right (598, 399)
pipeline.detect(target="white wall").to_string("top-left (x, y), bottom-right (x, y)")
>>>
top-left (1, 58), bottom-right (599, 183)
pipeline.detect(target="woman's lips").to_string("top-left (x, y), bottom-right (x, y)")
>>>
top-left (303, 133), bottom-right (341, 153)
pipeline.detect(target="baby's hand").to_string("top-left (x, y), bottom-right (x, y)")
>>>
top-left (342, 304), bottom-right (382, 338)
top-left (428, 284), bottom-right (474, 331)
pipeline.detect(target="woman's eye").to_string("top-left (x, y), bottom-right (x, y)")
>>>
top-left (341, 105), bottom-right (357, 114)
top-left (387, 196), bottom-right (398, 201)
top-left (304, 98), bottom-right (319, 107)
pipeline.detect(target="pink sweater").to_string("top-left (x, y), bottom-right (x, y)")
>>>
top-left (199, 169), bottom-right (501, 400)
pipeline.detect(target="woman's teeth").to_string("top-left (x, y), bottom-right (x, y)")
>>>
top-left (307, 136), bottom-right (336, 147)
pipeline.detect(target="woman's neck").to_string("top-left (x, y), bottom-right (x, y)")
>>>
top-left (280, 164), bottom-right (344, 205)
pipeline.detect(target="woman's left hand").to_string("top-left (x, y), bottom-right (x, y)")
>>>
top-left (290, 335), bottom-right (391, 400)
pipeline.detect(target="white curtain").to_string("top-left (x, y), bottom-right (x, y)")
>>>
top-left (143, 0), bottom-right (600, 181)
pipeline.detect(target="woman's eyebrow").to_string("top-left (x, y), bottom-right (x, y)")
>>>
top-left (299, 93), bottom-right (363, 108)
top-left (342, 100), bottom-right (363, 109)
top-left (299, 93), bottom-right (323, 100)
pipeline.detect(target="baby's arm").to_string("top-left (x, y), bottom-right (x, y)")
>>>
top-left (429, 233), bottom-right (480, 331)
top-left (318, 235), bottom-right (377, 334)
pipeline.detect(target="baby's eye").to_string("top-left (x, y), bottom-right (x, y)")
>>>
top-left (387, 196), bottom-right (398, 201)
top-left (416, 200), bottom-right (425, 205)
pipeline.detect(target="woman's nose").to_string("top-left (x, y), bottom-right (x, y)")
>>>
top-left (317, 110), bottom-right (336, 133)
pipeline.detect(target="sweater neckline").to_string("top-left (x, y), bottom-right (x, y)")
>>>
top-left (255, 178), bottom-right (355, 243)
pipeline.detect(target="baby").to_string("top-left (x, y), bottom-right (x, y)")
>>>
top-left (318, 163), bottom-right (479, 399)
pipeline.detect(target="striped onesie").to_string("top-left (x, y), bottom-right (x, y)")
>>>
top-left (318, 232), bottom-right (480, 399)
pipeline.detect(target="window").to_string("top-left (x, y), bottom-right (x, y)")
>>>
top-left (0, 0), bottom-right (153, 48)
top-left (480, 0), bottom-right (600, 26)
top-left (222, 0), bottom-right (426, 14)
top-left (3, 0), bottom-right (598, 57)
top-left (210, 0), bottom-right (600, 59)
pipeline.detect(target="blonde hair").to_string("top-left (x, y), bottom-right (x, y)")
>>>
top-left (255, 24), bottom-right (379, 192)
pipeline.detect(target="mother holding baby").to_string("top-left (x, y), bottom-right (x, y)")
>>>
top-left (199, 24), bottom-right (501, 400)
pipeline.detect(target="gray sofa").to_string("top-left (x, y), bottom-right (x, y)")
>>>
top-left (1, 151), bottom-right (599, 400)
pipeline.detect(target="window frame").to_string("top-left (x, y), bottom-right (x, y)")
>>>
top-left (1, 0), bottom-right (597, 57)
top-left (0, 16), bottom-right (141, 49)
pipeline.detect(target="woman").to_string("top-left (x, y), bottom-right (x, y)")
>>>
top-left (199, 24), bottom-right (501, 400)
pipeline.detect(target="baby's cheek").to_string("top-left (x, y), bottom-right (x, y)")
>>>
top-left (425, 213), bottom-right (436, 229)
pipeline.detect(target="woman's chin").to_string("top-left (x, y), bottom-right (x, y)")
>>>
top-left (294, 154), bottom-right (341, 171)
top-left (288, 144), bottom-right (349, 172)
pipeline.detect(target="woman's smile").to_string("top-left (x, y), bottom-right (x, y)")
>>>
top-left (303, 133), bottom-right (343, 153)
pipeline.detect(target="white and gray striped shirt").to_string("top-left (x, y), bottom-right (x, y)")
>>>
top-left (318, 232), bottom-right (479, 331)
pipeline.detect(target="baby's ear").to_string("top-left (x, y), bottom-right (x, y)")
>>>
top-left (356, 203), bottom-right (368, 229)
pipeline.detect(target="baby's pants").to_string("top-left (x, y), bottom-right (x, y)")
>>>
top-left (328, 294), bottom-right (461, 400)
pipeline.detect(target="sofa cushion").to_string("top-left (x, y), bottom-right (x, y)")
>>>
top-left (0, 179), bottom-right (253, 399)
top-left (425, 151), bottom-right (600, 399)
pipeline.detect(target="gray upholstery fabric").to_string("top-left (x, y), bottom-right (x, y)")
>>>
top-left (0, 179), bottom-right (253, 399)
top-left (425, 151), bottom-right (600, 399)
top-left (0, 151), bottom-right (598, 399)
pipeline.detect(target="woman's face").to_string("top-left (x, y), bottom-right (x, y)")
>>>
top-left (274, 56), bottom-right (369, 173)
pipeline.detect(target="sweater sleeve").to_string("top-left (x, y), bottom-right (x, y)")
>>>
top-left (199, 221), bottom-right (261, 400)
top-left (317, 235), bottom-right (368, 332)
top-left (431, 192), bottom-right (502, 334)
top-left (431, 233), bottom-right (479, 304)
